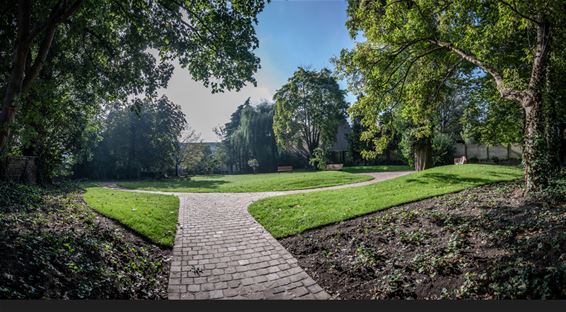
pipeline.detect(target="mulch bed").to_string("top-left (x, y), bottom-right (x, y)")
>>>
top-left (0, 183), bottom-right (170, 299)
top-left (280, 181), bottom-right (566, 299)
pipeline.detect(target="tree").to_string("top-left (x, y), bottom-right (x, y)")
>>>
top-left (247, 159), bottom-right (259, 173)
top-left (78, 96), bottom-right (186, 179)
top-left (174, 127), bottom-right (201, 177)
top-left (341, 0), bottom-right (565, 192)
top-left (220, 99), bottom-right (278, 173)
top-left (337, 48), bottom-right (458, 170)
top-left (0, 0), bottom-right (266, 162)
top-left (273, 67), bottom-right (348, 161)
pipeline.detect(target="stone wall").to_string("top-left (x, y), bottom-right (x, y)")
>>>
top-left (1, 156), bottom-right (38, 184)
top-left (454, 143), bottom-right (522, 160)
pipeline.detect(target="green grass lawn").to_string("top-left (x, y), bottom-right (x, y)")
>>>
top-left (342, 165), bottom-right (412, 173)
top-left (117, 171), bottom-right (373, 193)
top-left (249, 164), bottom-right (523, 238)
top-left (83, 187), bottom-right (179, 246)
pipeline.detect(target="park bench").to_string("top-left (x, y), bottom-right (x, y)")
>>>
top-left (277, 165), bottom-right (293, 172)
top-left (326, 163), bottom-right (344, 171)
top-left (454, 156), bottom-right (468, 165)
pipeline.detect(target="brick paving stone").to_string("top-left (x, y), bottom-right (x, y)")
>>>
top-left (114, 172), bottom-right (411, 300)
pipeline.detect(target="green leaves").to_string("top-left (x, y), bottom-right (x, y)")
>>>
top-left (81, 96), bottom-right (186, 179)
top-left (273, 67), bottom-right (348, 159)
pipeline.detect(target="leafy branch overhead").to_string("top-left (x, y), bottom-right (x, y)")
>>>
top-left (337, 0), bottom-right (565, 191)
top-left (0, 0), bottom-right (266, 158)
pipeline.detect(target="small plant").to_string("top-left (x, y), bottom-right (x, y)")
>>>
top-left (354, 243), bottom-right (382, 267)
top-left (309, 147), bottom-right (329, 170)
top-left (247, 158), bottom-right (259, 173)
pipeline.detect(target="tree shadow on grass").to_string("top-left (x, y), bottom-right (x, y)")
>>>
top-left (160, 179), bottom-right (229, 190)
top-left (405, 172), bottom-right (517, 185)
top-left (405, 173), bottom-right (493, 185)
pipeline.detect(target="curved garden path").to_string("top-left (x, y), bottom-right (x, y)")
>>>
top-left (109, 171), bottom-right (412, 300)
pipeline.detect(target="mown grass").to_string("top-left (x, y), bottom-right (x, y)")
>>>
top-left (342, 165), bottom-right (412, 173)
top-left (248, 164), bottom-right (523, 238)
top-left (117, 171), bottom-right (373, 193)
top-left (83, 187), bottom-right (179, 246)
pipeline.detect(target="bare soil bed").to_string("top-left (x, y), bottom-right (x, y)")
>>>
top-left (280, 181), bottom-right (566, 299)
top-left (0, 183), bottom-right (170, 299)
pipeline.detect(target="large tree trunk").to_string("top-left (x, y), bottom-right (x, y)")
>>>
top-left (522, 96), bottom-right (560, 192)
top-left (414, 140), bottom-right (432, 171)
top-left (0, 1), bottom-right (32, 156)
top-left (431, 19), bottom-right (560, 194)
top-left (521, 20), bottom-right (560, 192)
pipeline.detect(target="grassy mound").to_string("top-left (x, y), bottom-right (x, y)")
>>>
top-left (249, 164), bottom-right (522, 238)
top-left (83, 187), bottom-right (179, 246)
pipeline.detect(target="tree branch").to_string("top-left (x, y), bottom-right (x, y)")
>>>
top-left (497, 0), bottom-right (541, 25)
top-left (22, 0), bottom-right (84, 91)
top-left (430, 39), bottom-right (527, 103)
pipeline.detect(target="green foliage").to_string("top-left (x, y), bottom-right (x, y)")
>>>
top-left (118, 171), bottom-right (372, 193)
top-left (342, 165), bottom-right (412, 174)
top-left (432, 133), bottom-right (457, 166)
top-left (400, 131), bottom-right (417, 168)
top-left (77, 96), bottom-right (186, 179)
top-left (249, 164), bottom-right (522, 238)
top-left (459, 81), bottom-right (523, 145)
top-left (247, 158), bottom-right (259, 173)
top-left (530, 173), bottom-right (566, 203)
top-left (0, 182), bottom-right (46, 213)
top-left (273, 67), bottom-right (348, 159)
top-left (2, 0), bottom-right (266, 179)
top-left (308, 147), bottom-right (329, 171)
top-left (220, 99), bottom-right (279, 173)
top-left (354, 243), bottom-right (382, 268)
top-left (0, 183), bottom-right (168, 299)
top-left (338, 0), bottom-right (566, 189)
top-left (83, 187), bottom-right (179, 246)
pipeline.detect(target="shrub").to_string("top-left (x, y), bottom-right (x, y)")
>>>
top-left (0, 182), bottom-right (47, 213)
top-left (432, 133), bottom-right (456, 166)
top-left (309, 147), bottom-right (329, 170)
top-left (247, 159), bottom-right (259, 173)
top-left (400, 132), bottom-right (416, 167)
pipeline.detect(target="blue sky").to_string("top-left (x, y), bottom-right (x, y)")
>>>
top-left (161, 0), bottom-right (358, 141)
top-left (255, 0), bottom-right (356, 87)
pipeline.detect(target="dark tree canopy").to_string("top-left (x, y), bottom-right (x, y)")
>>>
top-left (76, 96), bottom-right (186, 179)
top-left (220, 99), bottom-right (278, 173)
top-left (0, 0), bottom-right (266, 171)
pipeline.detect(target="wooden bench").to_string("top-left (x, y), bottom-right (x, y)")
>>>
top-left (326, 163), bottom-right (344, 171)
top-left (277, 165), bottom-right (293, 172)
top-left (454, 156), bottom-right (468, 165)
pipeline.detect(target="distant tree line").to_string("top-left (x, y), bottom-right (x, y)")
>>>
top-left (74, 96), bottom-right (186, 179)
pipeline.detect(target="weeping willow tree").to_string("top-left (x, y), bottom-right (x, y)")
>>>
top-left (222, 99), bottom-right (278, 173)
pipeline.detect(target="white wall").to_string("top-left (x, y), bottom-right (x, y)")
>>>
top-left (454, 143), bottom-right (522, 160)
